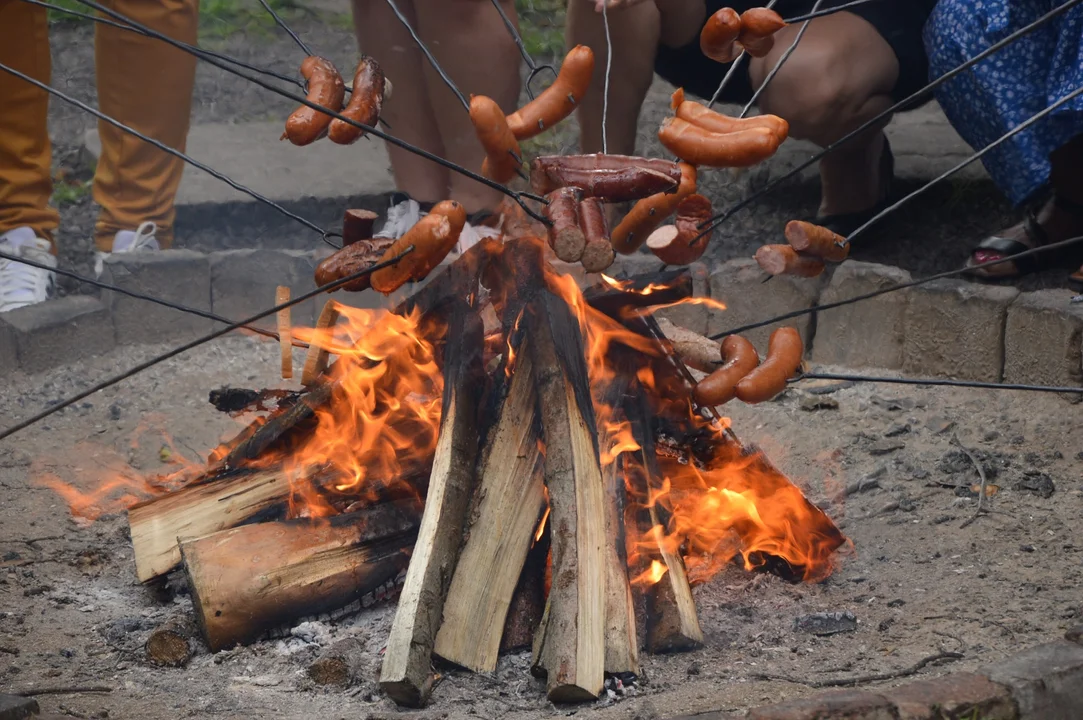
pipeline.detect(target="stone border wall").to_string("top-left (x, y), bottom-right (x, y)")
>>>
top-left (2, 250), bottom-right (1082, 394)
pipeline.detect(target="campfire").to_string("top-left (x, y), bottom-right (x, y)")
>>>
top-left (49, 233), bottom-right (844, 707)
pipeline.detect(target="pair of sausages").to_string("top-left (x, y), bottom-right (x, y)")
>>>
top-left (531, 154), bottom-right (683, 203)
top-left (283, 56), bottom-right (390, 147)
top-left (544, 188), bottom-right (615, 273)
top-left (753, 221), bottom-right (849, 278)
top-left (693, 327), bottom-right (803, 406)
top-left (658, 115), bottom-right (784, 168)
top-left (700, 7), bottom-right (787, 64)
top-left (644, 193), bottom-right (715, 265)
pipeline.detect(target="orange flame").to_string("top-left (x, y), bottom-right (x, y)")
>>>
top-left (631, 559), bottom-right (668, 587)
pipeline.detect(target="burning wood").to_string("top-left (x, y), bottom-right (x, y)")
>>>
top-left (182, 499), bottom-right (419, 651)
top-left (379, 302), bottom-right (485, 707)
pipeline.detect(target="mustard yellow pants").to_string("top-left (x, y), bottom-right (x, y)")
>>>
top-left (0, 0), bottom-right (198, 251)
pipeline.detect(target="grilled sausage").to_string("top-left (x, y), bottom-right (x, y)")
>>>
top-left (734, 326), bottom-right (803, 403)
top-left (328, 56), bottom-right (385, 145)
top-left (693, 335), bottom-right (759, 406)
top-left (283, 56), bottom-right (346, 146)
top-left (507, 45), bottom-right (594, 140)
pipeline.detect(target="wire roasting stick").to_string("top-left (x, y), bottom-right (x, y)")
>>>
top-left (790, 372), bottom-right (1083, 395)
top-left (65, 0), bottom-right (550, 220)
top-left (0, 61), bottom-right (341, 247)
top-left (0, 247), bottom-right (416, 443)
top-left (694, 0), bottom-right (1083, 236)
top-left (601, 2), bottom-right (613, 154)
top-left (710, 234), bottom-right (1083, 339)
top-left (488, 0), bottom-right (557, 99)
top-left (22, 0), bottom-right (304, 88)
top-left (0, 249), bottom-right (314, 349)
top-left (783, 0), bottom-right (887, 24)
top-left (256, 0), bottom-right (313, 57)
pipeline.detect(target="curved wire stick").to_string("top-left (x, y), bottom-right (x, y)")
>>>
top-left (696, 0), bottom-right (1083, 234)
top-left (783, 0), bottom-right (885, 24)
top-left (488, 0), bottom-right (557, 100)
top-left (67, 0), bottom-right (550, 221)
top-left (0, 248), bottom-right (313, 349)
top-left (791, 371), bottom-right (1083, 395)
top-left (0, 62), bottom-right (339, 246)
top-left (0, 247), bottom-right (416, 443)
top-left (256, 0), bottom-right (313, 57)
top-left (383, 0), bottom-right (470, 113)
top-left (601, 2), bottom-right (613, 153)
top-left (24, 0), bottom-right (305, 88)
top-left (709, 234), bottom-right (1083, 340)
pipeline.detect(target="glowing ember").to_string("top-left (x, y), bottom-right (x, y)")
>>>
top-left (632, 559), bottom-right (669, 586)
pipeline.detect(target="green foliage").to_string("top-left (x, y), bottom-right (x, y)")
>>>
top-left (198, 0), bottom-right (301, 41)
top-left (515, 0), bottom-right (566, 59)
top-left (51, 177), bottom-right (91, 206)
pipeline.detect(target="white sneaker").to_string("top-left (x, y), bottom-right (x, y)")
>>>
top-left (0, 226), bottom-right (57, 313)
top-left (94, 221), bottom-right (161, 278)
top-left (374, 194), bottom-right (422, 240)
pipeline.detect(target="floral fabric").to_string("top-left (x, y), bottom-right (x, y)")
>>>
top-left (924, 0), bottom-right (1083, 205)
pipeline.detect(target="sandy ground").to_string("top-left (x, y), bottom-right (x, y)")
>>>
top-left (1, 330), bottom-right (1080, 720)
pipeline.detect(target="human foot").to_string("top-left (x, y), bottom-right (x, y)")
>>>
top-left (94, 221), bottom-right (161, 278)
top-left (815, 133), bottom-right (894, 238)
top-left (965, 195), bottom-right (1083, 279)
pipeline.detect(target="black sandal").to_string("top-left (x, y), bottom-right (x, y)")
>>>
top-left (965, 195), bottom-right (1083, 279)
top-left (815, 135), bottom-right (895, 238)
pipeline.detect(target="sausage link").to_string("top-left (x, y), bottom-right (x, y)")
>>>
top-left (414, 200), bottom-right (467, 279)
top-left (370, 214), bottom-right (453, 294)
top-left (470, 94), bottom-right (523, 184)
top-left (314, 237), bottom-right (395, 293)
top-left (545, 188), bottom-right (586, 262)
top-left (645, 193), bottom-right (714, 265)
top-left (577, 197), bottom-right (615, 272)
top-left (658, 117), bottom-right (780, 167)
top-left (784, 220), bottom-right (849, 263)
top-left (753, 244), bottom-right (826, 277)
top-left (611, 162), bottom-right (697, 254)
top-left (736, 8), bottom-right (786, 58)
top-left (700, 7), bottom-right (742, 64)
top-left (328, 56), bottom-right (385, 145)
top-left (693, 335), bottom-right (759, 406)
top-left (530, 154), bottom-right (683, 202)
top-left (735, 327), bottom-right (803, 404)
top-left (283, 56), bottom-right (346, 146)
top-left (507, 45), bottom-right (594, 140)
top-left (672, 88), bottom-right (788, 141)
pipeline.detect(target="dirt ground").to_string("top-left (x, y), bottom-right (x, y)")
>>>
top-left (1, 332), bottom-right (1080, 720)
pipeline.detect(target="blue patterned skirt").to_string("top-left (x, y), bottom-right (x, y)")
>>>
top-left (924, 0), bottom-right (1083, 205)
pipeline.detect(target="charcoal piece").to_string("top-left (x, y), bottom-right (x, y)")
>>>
top-left (1013, 471), bottom-right (1055, 499)
top-left (794, 610), bottom-right (858, 636)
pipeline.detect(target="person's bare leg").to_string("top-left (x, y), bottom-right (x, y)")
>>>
top-left (414, 0), bottom-right (521, 214)
top-left (566, 0), bottom-right (662, 155)
top-left (750, 13), bottom-right (898, 217)
top-left (353, 0), bottom-right (448, 204)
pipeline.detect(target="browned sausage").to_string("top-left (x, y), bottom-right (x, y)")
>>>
top-left (736, 8), bottom-right (786, 58)
top-left (314, 236), bottom-right (395, 292)
top-left (471, 94), bottom-right (523, 184)
top-left (577, 197), bottom-right (615, 273)
top-left (784, 220), bottom-right (849, 263)
top-left (530, 154), bottom-right (682, 202)
top-left (754, 244), bottom-right (826, 277)
top-left (507, 45), bottom-right (594, 140)
top-left (693, 335), bottom-right (759, 406)
top-left (658, 117), bottom-right (780, 167)
top-left (645, 193), bottom-right (714, 265)
top-left (611, 162), bottom-right (697, 254)
top-left (283, 56), bottom-right (346, 146)
top-left (328, 56), bottom-right (385, 145)
top-left (414, 200), bottom-right (467, 279)
top-left (370, 213), bottom-right (453, 294)
top-left (671, 88), bottom-right (789, 141)
top-left (735, 327), bottom-right (803, 403)
top-left (545, 187), bottom-right (586, 262)
top-left (700, 7), bottom-right (742, 64)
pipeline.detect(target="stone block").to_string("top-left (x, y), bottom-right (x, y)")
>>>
top-left (0, 320), bottom-right (18, 378)
top-left (882, 672), bottom-right (1016, 720)
top-left (103, 250), bottom-right (212, 344)
top-left (902, 280), bottom-right (1018, 382)
top-left (745, 689), bottom-right (896, 720)
top-left (1003, 290), bottom-right (1083, 395)
top-left (987, 640), bottom-right (1083, 719)
top-left (708, 258), bottom-right (824, 351)
top-left (0, 693), bottom-right (39, 720)
top-left (210, 249), bottom-right (319, 332)
top-left (0, 295), bottom-right (114, 372)
top-left (812, 261), bottom-right (911, 370)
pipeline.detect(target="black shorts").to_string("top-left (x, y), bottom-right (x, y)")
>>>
top-left (655, 0), bottom-right (937, 107)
